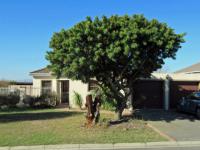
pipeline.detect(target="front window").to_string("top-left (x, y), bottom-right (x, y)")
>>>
top-left (41, 80), bottom-right (52, 94)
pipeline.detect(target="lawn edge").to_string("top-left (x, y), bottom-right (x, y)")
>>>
top-left (147, 123), bottom-right (176, 142)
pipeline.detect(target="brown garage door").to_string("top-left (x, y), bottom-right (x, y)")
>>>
top-left (170, 81), bottom-right (199, 109)
top-left (133, 80), bottom-right (164, 109)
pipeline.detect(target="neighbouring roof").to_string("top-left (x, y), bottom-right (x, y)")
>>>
top-left (11, 82), bottom-right (33, 85)
top-left (175, 62), bottom-right (200, 73)
top-left (30, 67), bottom-right (50, 74)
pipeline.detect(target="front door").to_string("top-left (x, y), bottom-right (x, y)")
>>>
top-left (60, 80), bottom-right (69, 104)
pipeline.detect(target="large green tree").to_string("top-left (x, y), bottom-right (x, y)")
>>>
top-left (46, 15), bottom-right (185, 119)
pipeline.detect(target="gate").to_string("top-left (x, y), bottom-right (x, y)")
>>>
top-left (133, 80), bottom-right (164, 109)
top-left (170, 81), bottom-right (199, 108)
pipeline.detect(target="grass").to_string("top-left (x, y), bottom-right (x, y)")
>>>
top-left (0, 108), bottom-right (167, 146)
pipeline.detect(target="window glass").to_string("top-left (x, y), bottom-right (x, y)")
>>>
top-left (41, 81), bottom-right (52, 94)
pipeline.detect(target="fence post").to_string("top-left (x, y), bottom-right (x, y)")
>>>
top-left (164, 77), bottom-right (170, 111)
top-left (16, 88), bottom-right (25, 108)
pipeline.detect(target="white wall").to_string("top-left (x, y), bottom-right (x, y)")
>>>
top-left (32, 76), bottom-right (89, 108)
top-left (32, 78), bottom-right (41, 96)
top-left (69, 80), bottom-right (88, 108)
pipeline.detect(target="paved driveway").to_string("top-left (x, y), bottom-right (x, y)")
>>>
top-left (135, 109), bottom-right (200, 141)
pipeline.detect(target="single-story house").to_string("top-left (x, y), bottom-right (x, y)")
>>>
top-left (30, 62), bottom-right (200, 109)
top-left (30, 68), bottom-right (93, 107)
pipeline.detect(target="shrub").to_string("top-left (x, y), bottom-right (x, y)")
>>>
top-left (23, 92), bottom-right (59, 108)
top-left (101, 98), bottom-right (116, 111)
top-left (23, 95), bottom-right (32, 106)
top-left (41, 92), bottom-right (60, 107)
top-left (0, 91), bottom-right (20, 107)
top-left (90, 87), bottom-right (116, 111)
top-left (73, 91), bottom-right (83, 109)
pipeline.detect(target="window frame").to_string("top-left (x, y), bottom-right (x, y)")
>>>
top-left (41, 80), bottom-right (52, 95)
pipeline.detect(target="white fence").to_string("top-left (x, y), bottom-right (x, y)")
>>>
top-left (0, 87), bottom-right (41, 97)
top-left (0, 87), bottom-right (57, 97)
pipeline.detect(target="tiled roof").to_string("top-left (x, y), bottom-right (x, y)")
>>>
top-left (30, 67), bottom-right (50, 74)
top-left (175, 62), bottom-right (200, 73)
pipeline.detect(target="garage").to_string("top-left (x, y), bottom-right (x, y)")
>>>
top-left (170, 81), bottom-right (199, 108)
top-left (133, 80), bottom-right (164, 109)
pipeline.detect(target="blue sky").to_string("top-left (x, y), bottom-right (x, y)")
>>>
top-left (0, 0), bottom-right (199, 80)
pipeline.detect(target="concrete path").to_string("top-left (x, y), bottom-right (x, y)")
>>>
top-left (1, 141), bottom-right (200, 150)
top-left (136, 109), bottom-right (200, 141)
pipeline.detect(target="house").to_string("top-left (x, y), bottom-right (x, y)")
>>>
top-left (30, 68), bottom-right (95, 107)
top-left (30, 63), bottom-right (200, 109)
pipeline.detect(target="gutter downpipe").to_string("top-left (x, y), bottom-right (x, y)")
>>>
top-left (164, 74), bottom-right (170, 111)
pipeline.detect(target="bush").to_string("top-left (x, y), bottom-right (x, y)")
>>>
top-left (23, 95), bottom-right (32, 106)
top-left (101, 98), bottom-right (116, 111)
top-left (23, 92), bottom-right (59, 108)
top-left (90, 87), bottom-right (116, 111)
top-left (73, 91), bottom-right (83, 109)
top-left (0, 91), bottom-right (20, 108)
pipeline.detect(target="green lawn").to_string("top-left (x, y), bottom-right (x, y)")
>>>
top-left (0, 108), bottom-right (166, 146)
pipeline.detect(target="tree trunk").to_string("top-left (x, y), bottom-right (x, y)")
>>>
top-left (129, 89), bottom-right (134, 114)
top-left (129, 81), bottom-right (134, 114)
top-left (115, 107), bottom-right (124, 120)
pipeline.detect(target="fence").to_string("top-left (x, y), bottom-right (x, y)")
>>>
top-left (0, 87), bottom-right (19, 95)
top-left (0, 87), bottom-right (60, 97)
top-left (0, 87), bottom-right (41, 97)
top-left (0, 87), bottom-right (61, 108)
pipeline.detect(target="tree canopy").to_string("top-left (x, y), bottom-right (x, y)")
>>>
top-left (46, 14), bottom-right (185, 118)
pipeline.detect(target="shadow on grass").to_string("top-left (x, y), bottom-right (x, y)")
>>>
top-left (0, 111), bottom-right (82, 123)
top-left (0, 107), bottom-right (44, 112)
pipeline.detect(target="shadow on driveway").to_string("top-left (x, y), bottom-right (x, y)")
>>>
top-left (135, 109), bottom-right (200, 141)
top-left (135, 109), bottom-right (197, 123)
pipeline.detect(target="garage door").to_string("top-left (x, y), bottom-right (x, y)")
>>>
top-left (133, 80), bottom-right (164, 109)
top-left (170, 81), bottom-right (199, 109)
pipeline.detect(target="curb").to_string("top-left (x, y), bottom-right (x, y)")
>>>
top-left (1, 141), bottom-right (200, 149)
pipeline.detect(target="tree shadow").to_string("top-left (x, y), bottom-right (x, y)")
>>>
top-left (135, 109), bottom-right (197, 123)
top-left (0, 111), bottom-right (82, 123)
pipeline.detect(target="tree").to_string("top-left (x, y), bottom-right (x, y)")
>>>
top-left (46, 15), bottom-right (185, 119)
